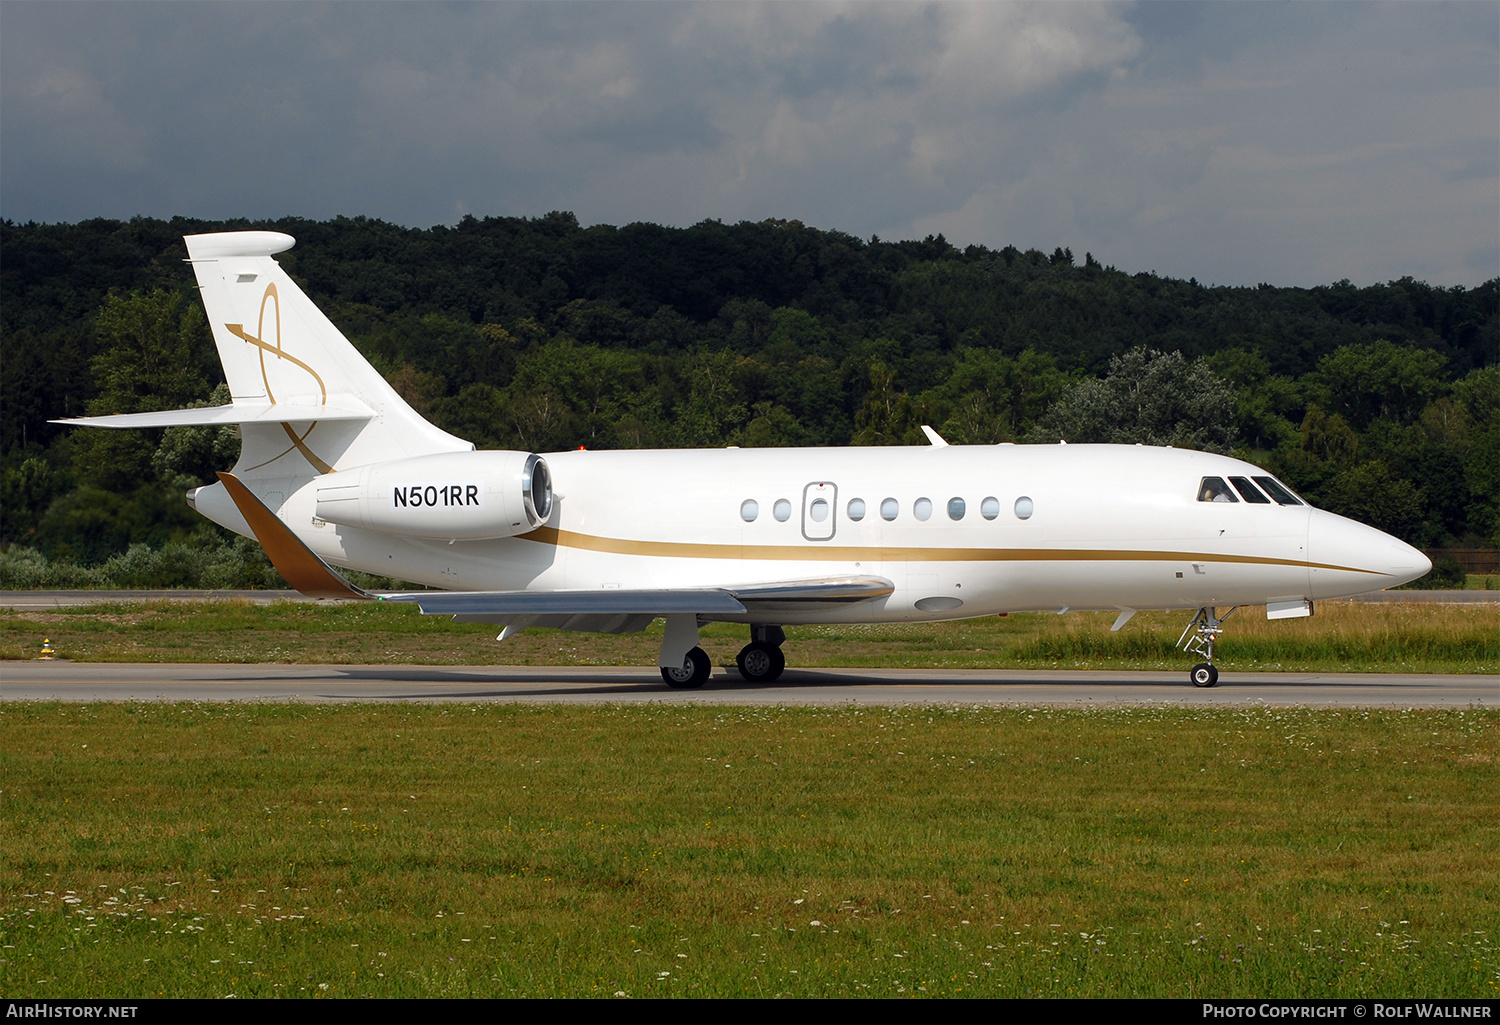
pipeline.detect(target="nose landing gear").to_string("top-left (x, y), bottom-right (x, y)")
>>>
top-left (1179, 606), bottom-right (1236, 687)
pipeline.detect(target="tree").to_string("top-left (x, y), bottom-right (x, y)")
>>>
top-left (0, 457), bottom-right (60, 542)
top-left (72, 288), bottom-right (214, 493)
top-left (925, 348), bottom-right (1066, 444)
top-left (151, 385), bottom-right (242, 489)
top-left (88, 289), bottom-right (213, 415)
top-left (1030, 348), bottom-right (1236, 452)
top-left (1323, 460), bottom-right (1425, 541)
top-left (1308, 340), bottom-right (1447, 429)
top-left (852, 362), bottom-right (923, 446)
top-left (1298, 408), bottom-right (1359, 464)
top-left (671, 349), bottom-right (749, 447)
top-left (741, 402), bottom-right (811, 447)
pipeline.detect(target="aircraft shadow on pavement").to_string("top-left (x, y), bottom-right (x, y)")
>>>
top-left (301, 666), bottom-right (1423, 701)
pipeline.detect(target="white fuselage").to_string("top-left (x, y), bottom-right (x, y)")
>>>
top-left (250, 442), bottom-right (1427, 623)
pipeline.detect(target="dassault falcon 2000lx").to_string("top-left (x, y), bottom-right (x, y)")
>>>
top-left (56, 231), bottom-right (1431, 688)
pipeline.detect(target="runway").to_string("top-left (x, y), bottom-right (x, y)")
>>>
top-left (2, 661), bottom-right (1493, 706)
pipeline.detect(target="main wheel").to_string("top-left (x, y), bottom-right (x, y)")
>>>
top-left (661, 646), bottom-right (712, 689)
top-left (1190, 662), bottom-right (1219, 688)
top-left (735, 641), bottom-right (786, 683)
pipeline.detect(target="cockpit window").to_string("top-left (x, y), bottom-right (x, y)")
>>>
top-left (1252, 475), bottom-right (1304, 506)
top-left (1198, 477), bottom-right (1238, 503)
top-left (1229, 476), bottom-right (1271, 504)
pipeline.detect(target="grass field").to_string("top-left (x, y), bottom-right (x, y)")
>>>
top-left (2, 598), bottom-right (1496, 673)
top-left (0, 703), bottom-right (1494, 998)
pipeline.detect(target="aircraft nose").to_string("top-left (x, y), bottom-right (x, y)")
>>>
top-left (1307, 509), bottom-right (1430, 596)
top-left (1370, 532), bottom-right (1431, 586)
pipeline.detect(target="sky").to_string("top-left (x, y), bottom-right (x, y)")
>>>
top-left (2, 2), bottom-right (1496, 288)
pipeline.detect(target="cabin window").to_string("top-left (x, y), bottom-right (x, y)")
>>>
top-left (847, 498), bottom-right (866, 521)
top-left (914, 497), bottom-right (933, 521)
top-left (1253, 475), bottom-right (1304, 506)
top-left (1014, 496), bottom-right (1034, 519)
top-left (773, 498), bottom-right (792, 521)
top-left (1229, 476), bottom-right (1271, 504)
top-left (809, 498), bottom-right (830, 522)
top-left (1198, 477), bottom-right (1238, 503)
top-left (948, 497), bottom-right (966, 520)
top-left (981, 496), bottom-right (1000, 520)
top-left (880, 497), bottom-right (899, 521)
top-left (740, 499), bottom-right (759, 522)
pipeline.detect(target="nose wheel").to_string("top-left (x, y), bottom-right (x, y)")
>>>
top-left (1179, 606), bottom-right (1236, 687)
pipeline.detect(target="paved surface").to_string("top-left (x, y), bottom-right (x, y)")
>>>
top-left (0, 590), bottom-right (323, 609)
top-left (1337, 590), bottom-right (1499, 603)
top-left (2, 661), bottom-right (1493, 707)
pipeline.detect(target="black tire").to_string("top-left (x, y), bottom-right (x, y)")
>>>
top-left (661, 646), bottom-right (711, 689)
top-left (1190, 662), bottom-right (1219, 688)
top-left (736, 641), bottom-right (786, 683)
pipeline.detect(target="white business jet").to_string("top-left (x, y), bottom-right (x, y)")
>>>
top-left (56, 231), bottom-right (1432, 688)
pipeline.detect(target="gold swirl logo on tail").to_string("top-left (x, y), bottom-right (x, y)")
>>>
top-left (225, 283), bottom-right (334, 474)
top-left (224, 283), bottom-right (327, 403)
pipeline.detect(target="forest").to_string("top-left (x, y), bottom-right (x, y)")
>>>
top-left (1, 213), bottom-right (1495, 589)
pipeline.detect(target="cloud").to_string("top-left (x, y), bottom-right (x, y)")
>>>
top-left (1, 2), bottom-right (1494, 287)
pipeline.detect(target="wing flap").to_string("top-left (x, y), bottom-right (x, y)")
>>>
top-left (378, 576), bottom-right (893, 619)
top-left (729, 577), bottom-right (894, 604)
top-left (379, 589), bottom-right (748, 616)
top-left (452, 613), bottom-right (659, 635)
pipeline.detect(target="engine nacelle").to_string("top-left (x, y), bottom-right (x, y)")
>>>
top-left (314, 451), bottom-right (552, 540)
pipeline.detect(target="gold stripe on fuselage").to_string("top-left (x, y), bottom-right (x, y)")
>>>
top-left (515, 526), bottom-right (1377, 575)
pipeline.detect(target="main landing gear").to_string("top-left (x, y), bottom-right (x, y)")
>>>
top-left (736, 625), bottom-right (786, 683)
top-left (661, 646), bottom-right (712, 689)
top-left (659, 625), bottom-right (787, 689)
top-left (1178, 606), bottom-right (1237, 687)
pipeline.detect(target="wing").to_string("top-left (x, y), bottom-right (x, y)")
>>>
top-left (378, 577), bottom-right (895, 633)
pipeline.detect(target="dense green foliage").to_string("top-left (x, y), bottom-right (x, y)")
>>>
top-left (2, 214), bottom-right (1495, 583)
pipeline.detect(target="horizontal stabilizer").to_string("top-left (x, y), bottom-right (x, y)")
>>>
top-left (52, 401), bottom-right (374, 429)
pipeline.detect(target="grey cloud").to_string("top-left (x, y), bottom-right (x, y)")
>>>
top-left (2, 2), bottom-right (1494, 287)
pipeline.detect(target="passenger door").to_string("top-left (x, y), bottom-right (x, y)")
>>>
top-left (801, 482), bottom-right (837, 541)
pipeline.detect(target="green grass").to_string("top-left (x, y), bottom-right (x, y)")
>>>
top-left (1, 703), bottom-right (1495, 998)
top-left (3, 599), bottom-right (1496, 673)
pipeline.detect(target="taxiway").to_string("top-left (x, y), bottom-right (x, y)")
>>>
top-left (2, 661), bottom-right (1492, 707)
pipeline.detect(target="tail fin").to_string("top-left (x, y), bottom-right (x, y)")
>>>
top-left (183, 231), bottom-right (471, 477)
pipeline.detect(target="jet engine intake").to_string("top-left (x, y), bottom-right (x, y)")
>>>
top-left (314, 451), bottom-right (552, 539)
